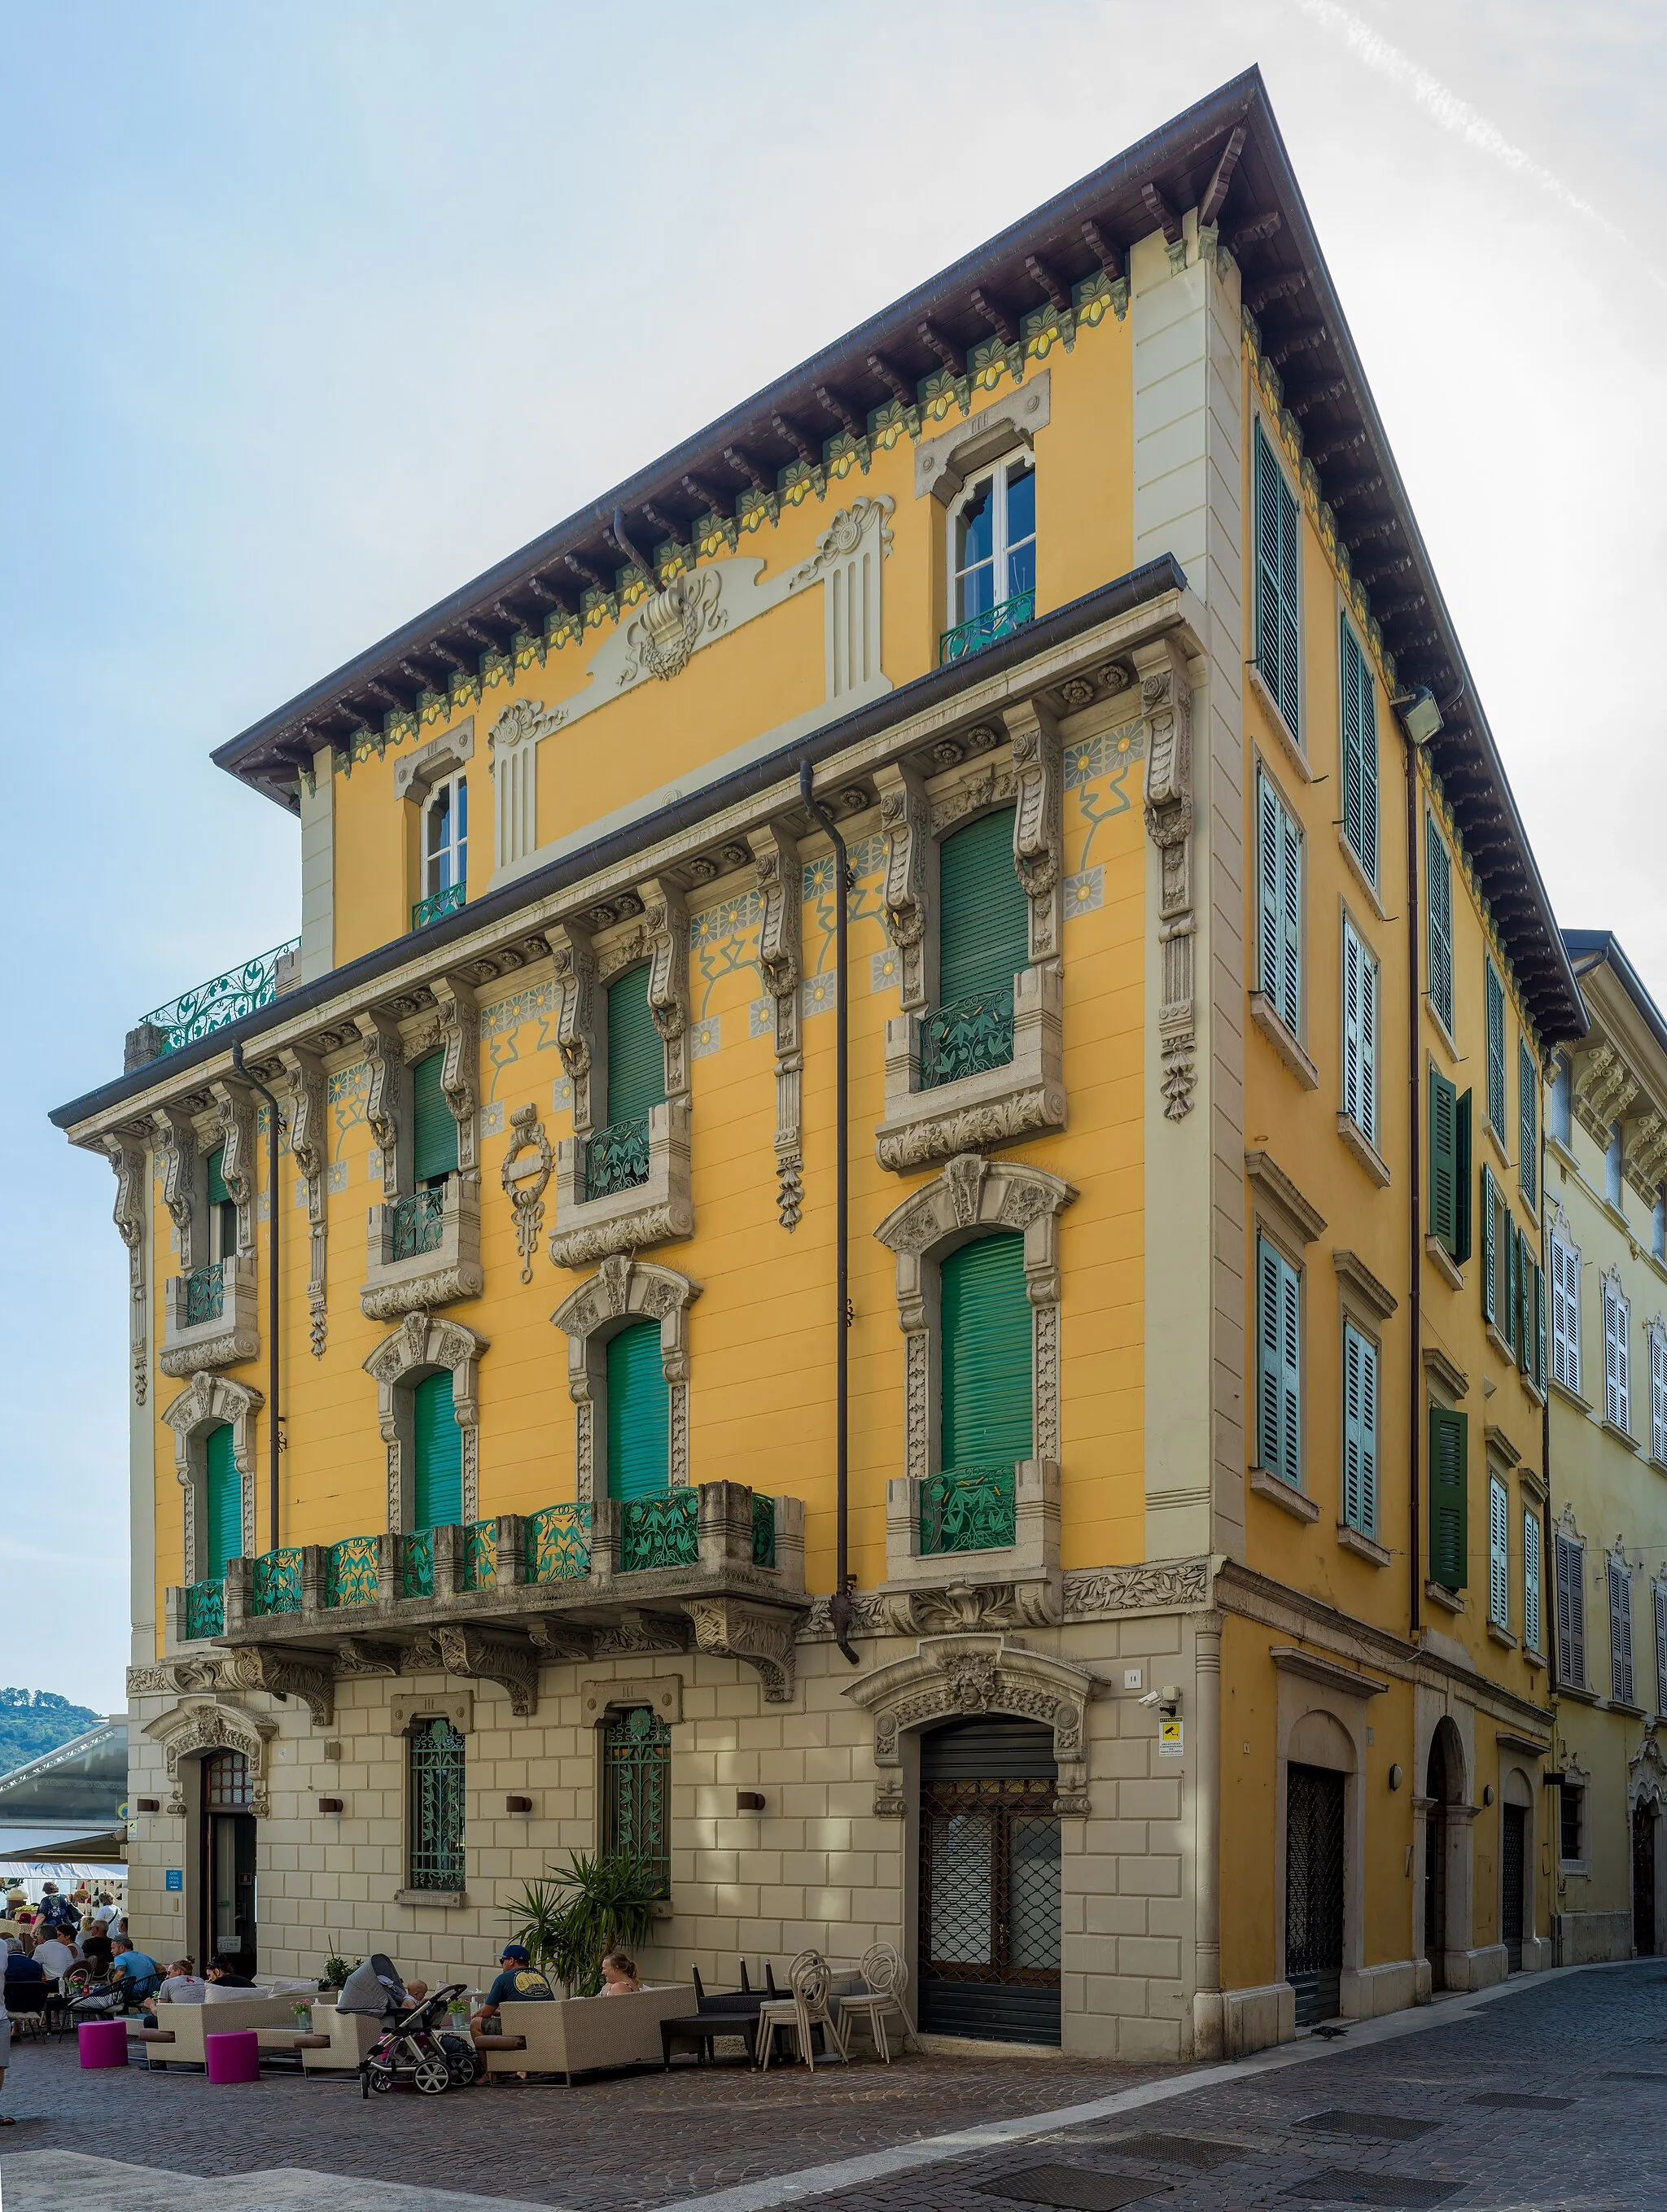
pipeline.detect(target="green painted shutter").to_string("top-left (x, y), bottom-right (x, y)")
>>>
top-left (1254, 422), bottom-right (1301, 736)
top-left (1255, 770), bottom-right (1302, 1034)
top-left (1454, 1089), bottom-right (1473, 1265)
top-left (939, 1233), bottom-right (1033, 1471)
top-left (606, 1321), bottom-right (669, 1498)
top-left (1342, 1322), bottom-right (1376, 1537)
top-left (606, 966), bottom-right (666, 1126)
top-left (412, 1051), bottom-right (457, 1183)
top-left (1519, 1038), bottom-right (1538, 1209)
top-left (412, 1370), bottom-right (463, 1529)
top-left (1505, 1214), bottom-right (1519, 1363)
top-left (1340, 619), bottom-right (1377, 882)
top-left (1256, 1235), bottom-right (1302, 1489)
top-left (1480, 1162), bottom-right (1497, 1327)
top-left (206, 1148), bottom-right (230, 1208)
top-left (203, 1423), bottom-right (243, 1578)
top-left (1429, 1405), bottom-right (1468, 1589)
top-left (938, 809), bottom-right (1029, 1005)
top-left (1426, 814), bottom-right (1453, 1034)
top-left (1517, 1226), bottom-right (1534, 1376)
top-left (1429, 1071), bottom-right (1458, 1252)
top-left (1534, 1262), bottom-right (1547, 1393)
top-left (1485, 963), bottom-right (1506, 1135)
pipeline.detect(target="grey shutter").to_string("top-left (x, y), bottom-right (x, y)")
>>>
top-left (1555, 1533), bottom-right (1586, 1686)
top-left (1255, 422), bottom-right (1301, 737)
top-left (1505, 1217), bottom-right (1519, 1364)
top-left (1656, 1581), bottom-right (1667, 1716)
top-left (1611, 1561), bottom-right (1634, 1707)
top-left (1652, 1329), bottom-right (1667, 1462)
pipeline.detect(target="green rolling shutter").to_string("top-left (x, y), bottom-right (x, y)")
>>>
top-left (203, 1423), bottom-right (243, 1578)
top-left (938, 809), bottom-right (1029, 1005)
top-left (412, 1370), bottom-right (462, 1529)
top-left (940, 1233), bottom-right (1033, 1472)
top-left (206, 1148), bottom-right (230, 1208)
top-left (1429, 1405), bottom-right (1468, 1589)
top-left (412, 1051), bottom-right (457, 1183)
top-left (606, 966), bottom-right (666, 1126)
top-left (606, 1321), bottom-right (669, 1499)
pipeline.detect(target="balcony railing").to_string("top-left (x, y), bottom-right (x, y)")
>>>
top-left (620, 1491), bottom-right (699, 1572)
top-left (752, 1493), bottom-right (777, 1570)
top-left (133, 937), bottom-right (301, 1063)
top-left (524, 1502), bottom-right (592, 1583)
top-left (324, 1535), bottom-right (378, 1608)
top-left (938, 588), bottom-right (1035, 667)
top-left (919, 1466), bottom-right (1018, 1555)
top-left (462, 1519), bottom-right (497, 1591)
top-left (184, 1578), bottom-right (224, 1640)
top-left (252, 1548), bottom-right (303, 1615)
top-left (585, 1116), bottom-right (650, 1200)
top-left (389, 1187), bottom-right (447, 1261)
top-left (412, 881), bottom-right (466, 932)
top-left (182, 1261), bottom-right (226, 1325)
top-left (402, 1528), bottom-right (435, 1600)
top-left (919, 986), bottom-right (1016, 1091)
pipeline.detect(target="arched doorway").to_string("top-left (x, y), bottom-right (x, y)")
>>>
top-left (1424, 1720), bottom-right (1463, 1991)
top-left (1634, 1801), bottom-right (1657, 1956)
top-left (917, 1717), bottom-right (1061, 2045)
top-left (201, 1751), bottom-right (257, 1978)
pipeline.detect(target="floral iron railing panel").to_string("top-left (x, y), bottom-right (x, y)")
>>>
top-left (523, 1502), bottom-right (592, 1583)
top-left (938, 588), bottom-right (1035, 667)
top-left (390, 1187), bottom-right (446, 1260)
top-left (184, 1578), bottom-right (224, 1640)
top-left (252, 1548), bottom-right (304, 1615)
top-left (411, 881), bottom-right (466, 933)
top-left (919, 986), bottom-right (1016, 1092)
top-left (183, 1261), bottom-right (226, 1325)
top-left (324, 1535), bottom-right (379, 1609)
top-left (620, 1490), bottom-right (699, 1572)
top-left (584, 1116), bottom-right (650, 1201)
top-left (401, 1528), bottom-right (435, 1600)
top-left (919, 1466), bottom-right (1018, 1555)
top-left (462, 1519), bottom-right (497, 1591)
top-left (139, 937), bottom-right (301, 1056)
top-left (408, 1717), bottom-right (466, 1891)
top-left (751, 1492), bottom-right (777, 1569)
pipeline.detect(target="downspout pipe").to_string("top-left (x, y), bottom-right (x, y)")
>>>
top-left (231, 1042), bottom-right (282, 1554)
top-left (1402, 720), bottom-right (1424, 1641)
top-left (798, 761), bottom-right (859, 1666)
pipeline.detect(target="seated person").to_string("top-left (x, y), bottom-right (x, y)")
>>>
top-left (32, 1932), bottom-right (76, 1983)
top-left (599, 1950), bottom-right (641, 1996)
top-left (144, 1959), bottom-right (207, 2010)
top-left (469, 1944), bottom-right (553, 2038)
top-left (3, 1951), bottom-right (45, 1991)
top-left (202, 1961), bottom-right (256, 1993)
top-left (110, 1938), bottom-right (160, 2009)
top-left (79, 1934), bottom-right (113, 1978)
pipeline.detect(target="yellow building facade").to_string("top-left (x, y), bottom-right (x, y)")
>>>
top-left (55, 72), bottom-right (1587, 2057)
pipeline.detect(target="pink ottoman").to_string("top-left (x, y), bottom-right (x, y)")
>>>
top-left (78, 2019), bottom-right (129, 2070)
top-left (204, 2029), bottom-right (261, 2083)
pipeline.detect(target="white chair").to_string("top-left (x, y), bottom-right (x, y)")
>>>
top-left (834, 1943), bottom-right (912, 2064)
top-left (754, 1950), bottom-right (848, 2072)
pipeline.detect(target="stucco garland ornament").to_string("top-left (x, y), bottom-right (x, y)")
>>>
top-left (501, 1102), bottom-right (553, 1282)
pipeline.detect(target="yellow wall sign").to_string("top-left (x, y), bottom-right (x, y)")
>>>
top-left (1157, 1719), bottom-right (1184, 1758)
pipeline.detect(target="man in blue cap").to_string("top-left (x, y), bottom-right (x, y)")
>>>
top-left (469, 1943), bottom-right (553, 2039)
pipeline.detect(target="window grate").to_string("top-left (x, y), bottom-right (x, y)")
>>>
top-left (585, 1116), bottom-right (650, 1200)
top-left (620, 1490), bottom-right (698, 1572)
top-left (203, 1749), bottom-right (252, 1810)
top-left (920, 1467), bottom-right (1018, 1555)
top-left (252, 1548), bottom-right (302, 1616)
top-left (408, 1718), bottom-right (465, 1891)
top-left (390, 1187), bottom-right (446, 1260)
top-left (183, 1261), bottom-right (226, 1325)
top-left (920, 986), bottom-right (1015, 1090)
top-left (602, 1706), bottom-right (671, 1896)
top-left (750, 1492), bottom-right (777, 1568)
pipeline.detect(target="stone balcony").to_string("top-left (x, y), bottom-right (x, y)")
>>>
top-left (163, 1480), bottom-right (807, 1707)
top-left (361, 1170), bottom-right (483, 1320)
top-left (160, 1255), bottom-right (260, 1379)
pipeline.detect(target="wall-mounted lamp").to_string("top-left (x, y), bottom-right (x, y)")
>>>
top-left (1393, 686), bottom-right (1442, 745)
top-left (136, 1797), bottom-right (160, 1814)
top-left (1483, 1784), bottom-right (1495, 1808)
top-left (318, 1798), bottom-right (344, 1816)
top-left (737, 1790), bottom-right (766, 1813)
top-left (1388, 1764), bottom-right (1403, 1792)
top-left (505, 1796), bottom-right (533, 1814)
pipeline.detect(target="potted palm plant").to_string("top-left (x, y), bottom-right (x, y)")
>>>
top-left (505, 1852), bottom-right (661, 1997)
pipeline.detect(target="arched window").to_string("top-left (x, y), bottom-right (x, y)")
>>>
top-left (940, 1232), bottom-right (1033, 1475)
top-left (606, 1321), bottom-right (669, 1499)
top-left (412, 1370), bottom-right (462, 1529)
top-left (203, 1423), bottom-right (243, 1579)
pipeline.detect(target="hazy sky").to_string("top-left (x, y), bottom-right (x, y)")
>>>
top-left (3, 2), bottom-right (1661, 1707)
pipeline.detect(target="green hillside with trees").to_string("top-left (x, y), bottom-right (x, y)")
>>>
top-left (0, 1689), bottom-right (103, 1777)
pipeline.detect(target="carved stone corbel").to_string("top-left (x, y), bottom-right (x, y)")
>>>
top-left (1135, 636), bottom-right (1197, 1120)
top-left (279, 1045), bottom-right (330, 1357)
top-left (434, 1625), bottom-right (540, 1717)
top-left (549, 920), bottom-right (601, 1135)
top-left (355, 1009), bottom-right (405, 1190)
top-left (152, 1105), bottom-right (199, 1269)
top-left (641, 876), bottom-right (691, 1101)
top-left (224, 1644), bottom-right (335, 1728)
top-left (332, 1637), bottom-right (402, 1678)
top-left (104, 1133), bottom-right (150, 1405)
top-left (875, 761), bottom-right (932, 1012)
top-left (208, 1078), bottom-right (258, 1255)
top-left (432, 975), bottom-right (480, 1170)
top-left (1003, 697), bottom-right (1064, 964)
top-left (688, 1598), bottom-right (797, 1703)
top-left (749, 820), bottom-right (804, 1229)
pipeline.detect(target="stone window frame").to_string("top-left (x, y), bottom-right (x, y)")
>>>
top-left (161, 1371), bottom-right (264, 1593)
top-left (550, 1254), bottom-right (702, 1504)
top-left (356, 987), bottom-right (483, 1320)
top-left (363, 1311), bottom-right (488, 1533)
top-left (394, 717), bottom-right (475, 919)
top-left (144, 1695), bottom-right (278, 1819)
top-left (153, 1085), bottom-right (264, 1379)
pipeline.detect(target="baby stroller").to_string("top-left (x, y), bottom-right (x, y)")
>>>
top-left (360, 1981), bottom-right (479, 2096)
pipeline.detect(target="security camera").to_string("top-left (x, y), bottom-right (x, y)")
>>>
top-left (1138, 1690), bottom-right (1162, 1710)
top-left (1140, 1686), bottom-right (1182, 1718)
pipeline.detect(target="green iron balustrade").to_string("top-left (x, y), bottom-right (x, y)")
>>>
top-left (390, 1187), bottom-right (447, 1261)
top-left (252, 1548), bottom-right (304, 1615)
top-left (620, 1491), bottom-right (699, 1572)
top-left (938, 588), bottom-right (1035, 667)
top-left (402, 1528), bottom-right (435, 1599)
top-left (324, 1535), bottom-right (379, 1609)
top-left (411, 881), bottom-right (466, 932)
top-left (751, 1492), bottom-right (777, 1569)
top-left (462, 1519), bottom-right (497, 1591)
top-left (182, 1261), bottom-right (226, 1326)
top-left (919, 986), bottom-right (1016, 1092)
top-left (523, 1502), bottom-right (592, 1583)
top-left (184, 1578), bottom-right (224, 1640)
top-left (137, 936), bottom-right (301, 1057)
top-left (918, 1466), bottom-right (1018, 1555)
top-left (584, 1116), bottom-right (651, 1200)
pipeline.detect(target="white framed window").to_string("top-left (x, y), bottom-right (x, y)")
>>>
top-left (423, 770), bottom-right (468, 898)
top-left (1524, 1509), bottom-right (1542, 1655)
top-left (1555, 1529), bottom-right (1586, 1687)
top-left (1652, 1324), bottom-right (1667, 1466)
top-left (1341, 1321), bottom-right (1379, 1538)
top-left (1656, 1582), bottom-right (1667, 1716)
top-left (1485, 960), bottom-right (1507, 1138)
top-left (1254, 419), bottom-right (1302, 738)
top-left (1341, 916), bottom-right (1377, 1149)
top-left (950, 455), bottom-right (1035, 625)
top-left (1604, 1270), bottom-right (1631, 1432)
top-left (1550, 1231), bottom-right (1581, 1395)
top-left (1255, 766), bottom-right (1303, 1038)
top-left (1610, 1556), bottom-right (1635, 1707)
top-left (1606, 1119), bottom-right (1625, 1210)
top-left (1255, 1235), bottom-right (1302, 1489)
top-left (1488, 1474), bottom-right (1510, 1631)
top-left (1519, 1038), bottom-right (1538, 1209)
top-left (1425, 811), bottom-right (1454, 1036)
top-left (1550, 1053), bottom-right (1573, 1147)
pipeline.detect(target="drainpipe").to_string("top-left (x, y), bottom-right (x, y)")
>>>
top-left (798, 761), bottom-right (859, 1665)
top-left (231, 1042), bottom-right (282, 1554)
top-left (1403, 732), bottom-right (1424, 1642)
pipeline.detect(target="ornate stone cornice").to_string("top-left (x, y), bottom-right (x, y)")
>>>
top-left (689, 1598), bottom-right (796, 1703)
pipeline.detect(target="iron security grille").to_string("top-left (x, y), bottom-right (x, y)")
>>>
top-left (602, 1707), bottom-right (671, 1896)
top-left (184, 1261), bottom-right (225, 1324)
top-left (1286, 1762), bottom-right (1345, 2026)
top-left (750, 1492), bottom-right (777, 1568)
top-left (1501, 1803), bottom-right (1525, 1971)
top-left (920, 987), bottom-right (1015, 1090)
top-left (203, 1751), bottom-right (252, 1810)
top-left (251, 1549), bottom-right (302, 1616)
top-left (408, 1718), bottom-right (465, 1891)
top-left (184, 1578), bottom-right (224, 1640)
top-left (585, 1116), bottom-right (650, 1199)
top-left (390, 1187), bottom-right (446, 1259)
top-left (324, 1535), bottom-right (378, 1608)
top-left (919, 1774), bottom-right (1060, 2044)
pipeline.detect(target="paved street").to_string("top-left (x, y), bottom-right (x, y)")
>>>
top-left (2, 1961), bottom-right (1665, 2210)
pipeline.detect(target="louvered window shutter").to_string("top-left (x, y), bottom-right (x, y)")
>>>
top-left (412, 1051), bottom-right (457, 1183)
top-left (1655, 1582), bottom-right (1667, 1716)
top-left (1279, 807), bottom-right (1302, 1034)
top-left (1485, 963), bottom-right (1506, 1134)
top-left (1455, 1091), bottom-right (1473, 1264)
top-left (1524, 1510), bottom-right (1542, 1655)
top-left (1341, 919), bottom-right (1376, 1146)
top-left (1605, 1283), bottom-right (1630, 1429)
top-left (1551, 1237), bottom-right (1580, 1393)
top-left (1534, 1262), bottom-right (1547, 1393)
top-left (1339, 621), bottom-right (1378, 881)
top-left (1555, 1533), bottom-right (1586, 1685)
top-left (203, 1423), bottom-right (243, 1580)
top-left (206, 1147), bottom-right (231, 1208)
top-left (606, 965), bottom-right (666, 1126)
top-left (1257, 772), bottom-right (1280, 1007)
top-left (1426, 815), bottom-right (1453, 1034)
top-left (412, 1370), bottom-right (462, 1529)
top-left (938, 808), bottom-right (1029, 1004)
top-left (1611, 1561), bottom-right (1634, 1707)
top-left (1504, 1219), bottom-right (1519, 1364)
top-left (1480, 1163), bottom-right (1498, 1327)
top-left (1651, 1331), bottom-right (1667, 1463)
top-left (1428, 1405), bottom-right (1468, 1589)
top-left (606, 1320), bottom-right (670, 1499)
top-left (1519, 1039), bottom-right (1538, 1209)
top-left (940, 1233), bottom-right (1033, 1472)
top-left (1429, 1071), bottom-right (1458, 1252)
top-left (1489, 1475), bottom-right (1509, 1629)
top-left (1342, 1322), bottom-right (1376, 1536)
top-left (1617, 1292), bottom-right (1631, 1431)
top-left (1255, 423), bottom-right (1301, 737)
top-left (1517, 1231), bottom-right (1533, 1377)
top-left (1257, 1237), bottom-right (1302, 1488)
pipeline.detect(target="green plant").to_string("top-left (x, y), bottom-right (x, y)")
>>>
top-left (522, 1851), bottom-right (661, 1997)
top-left (321, 1950), bottom-right (359, 1991)
top-left (504, 1878), bottom-right (568, 1978)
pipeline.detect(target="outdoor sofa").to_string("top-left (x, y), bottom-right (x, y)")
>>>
top-left (485, 1982), bottom-right (696, 2083)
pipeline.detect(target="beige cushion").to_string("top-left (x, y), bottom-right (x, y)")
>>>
top-left (488, 1983), bottom-right (696, 2078)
